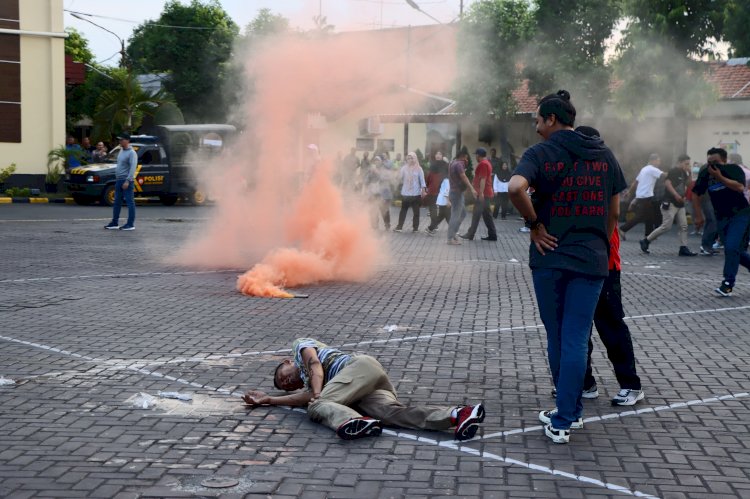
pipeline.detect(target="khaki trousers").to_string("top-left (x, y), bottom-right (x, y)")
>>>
top-left (646, 203), bottom-right (687, 246)
top-left (307, 355), bottom-right (454, 431)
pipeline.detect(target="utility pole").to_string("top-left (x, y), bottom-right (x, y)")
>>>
top-left (460, 0), bottom-right (464, 20)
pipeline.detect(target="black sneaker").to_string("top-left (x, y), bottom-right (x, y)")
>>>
top-left (481, 236), bottom-right (498, 241)
top-left (458, 233), bottom-right (473, 240)
top-left (119, 224), bottom-right (135, 231)
top-left (454, 403), bottom-right (485, 441)
top-left (715, 280), bottom-right (733, 297)
top-left (678, 246), bottom-right (697, 256)
top-left (639, 238), bottom-right (650, 254)
top-left (104, 222), bottom-right (119, 230)
top-left (700, 246), bottom-right (716, 256)
top-left (336, 417), bottom-right (382, 440)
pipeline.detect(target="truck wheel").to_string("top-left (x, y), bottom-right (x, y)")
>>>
top-left (160, 194), bottom-right (178, 206)
top-left (189, 190), bottom-right (208, 206)
top-left (101, 185), bottom-right (116, 207)
top-left (72, 194), bottom-right (95, 206)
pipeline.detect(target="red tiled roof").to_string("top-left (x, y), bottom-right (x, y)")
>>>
top-left (706, 62), bottom-right (750, 99)
top-left (511, 79), bottom-right (538, 114)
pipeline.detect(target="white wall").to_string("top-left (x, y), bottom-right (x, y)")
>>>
top-left (0, 0), bottom-right (65, 175)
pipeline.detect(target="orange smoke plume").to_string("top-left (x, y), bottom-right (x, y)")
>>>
top-left (236, 161), bottom-right (381, 298)
top-left (172, 26), bottom-right (457, 296)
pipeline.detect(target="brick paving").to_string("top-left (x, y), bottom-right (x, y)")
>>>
top-left (0, 204), bottom-right (749, 498)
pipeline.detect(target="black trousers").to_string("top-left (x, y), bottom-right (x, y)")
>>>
top-left (396, 195), bottom-right (422, 230)
top-left (620, 197), bottom-right (661, 237)
top-left (492, 192), bottom-right (510, 219)
top-left (584, 270), bottom-right (641, 390)
top-left (465, 197), bottom-right (497, 239)
top-left (428, 205), bottom-right (451, 231)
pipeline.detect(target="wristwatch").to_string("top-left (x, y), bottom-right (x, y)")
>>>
top-left (524, 218), bottom-right (543, 230)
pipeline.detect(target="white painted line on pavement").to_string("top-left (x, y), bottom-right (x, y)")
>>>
top-left (381, 432), bottom-right (661, 499)
top-left (151, 303), bottom-right (750, 366)
top-left (476, 390), bottom-right (750, 442)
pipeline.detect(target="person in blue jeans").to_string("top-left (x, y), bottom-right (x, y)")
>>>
top-left (691, 147), bottom-right (750, 296)
top-left (509, 90), bottom-right (626, 444)
top-left (105, 133), bottom-right (138, 231)
top-left (446, 149), bottom-right (476, 245)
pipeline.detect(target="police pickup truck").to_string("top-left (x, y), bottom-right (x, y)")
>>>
top-left (65, 124), bottom-right (236, 206)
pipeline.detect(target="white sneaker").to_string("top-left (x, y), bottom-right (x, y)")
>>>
top-left (544, 424), bottom-right (570, 444)
top-left (538, 409), bottom-right (583, 429)
top-left (611, 389), bottom-right (645, 406)
top-left (581, 384), bottom-right (599, 399)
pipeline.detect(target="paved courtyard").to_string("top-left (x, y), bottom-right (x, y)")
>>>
top-left (0, 204), bottom-right (749, 498)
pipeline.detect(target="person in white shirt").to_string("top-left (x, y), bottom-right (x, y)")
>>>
top-left (425, 176), bottom-right (451, 234)
top-left (619, 153), bottom-right (665, 238)
top-left (393, 152), bottom-right (427, 232)
top-left (492, 161), bottom-right (512, 219)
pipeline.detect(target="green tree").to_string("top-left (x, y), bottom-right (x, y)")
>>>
top-left (454, 0), bottom-right (534, 117)
top-left (92, 68), bottom-right (173, 138)
top-left (613, 0), bottom-right (725, 118)
top-left (64, 27), bottom-right (95, 64)
top-left (523, 0), bottom-right (622, 114)
top-left (244, 8), bottom-right (289, 40)
top-left (127, 0), bottom-right (239, 122)
top-left (723, 0), bottom-right (750, 57)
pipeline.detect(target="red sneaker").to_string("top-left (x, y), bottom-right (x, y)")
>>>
top-left (454, 403), bottom-right (485, 441)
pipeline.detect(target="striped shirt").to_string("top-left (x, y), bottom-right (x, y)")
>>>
top-left (292, 338), bottom-right (352, 389)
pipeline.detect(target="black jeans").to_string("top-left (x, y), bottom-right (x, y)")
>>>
top-left (396, 195), bottom-right (422, 230)
top-left (620, 197), bottom-right (660, 237)
top-left (492, 192), bottom-right (510, 219)
top-left (465, 197), bottom-right (497, 239)
top-left (424, 194), bottom-right (438, 227)
top-left (584, 270), bottom-right (641, 391)
top-left (428, 205), bottom-right (451, 231)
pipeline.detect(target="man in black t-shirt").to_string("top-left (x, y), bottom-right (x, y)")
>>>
top-left (640, 154), bottom-right (697, 256)
top-left (692, 147), bottom-right (750, 296)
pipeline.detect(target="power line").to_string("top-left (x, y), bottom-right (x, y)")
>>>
top-left (64, 9), bottom-right (222, 30)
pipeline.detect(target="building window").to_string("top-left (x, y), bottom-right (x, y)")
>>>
top-left (0, 0), bottom-right (21, 143)
top-left (356, 138), bottom-right (375, 151)
top-left (377, 139), bottom-right (395, 152)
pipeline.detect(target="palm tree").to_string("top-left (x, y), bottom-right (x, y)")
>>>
top-left (92, 68), bottom-right (173, 138)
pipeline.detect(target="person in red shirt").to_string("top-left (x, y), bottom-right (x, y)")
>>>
top-left (459, 148), bottom-right (497, 241)
top-left (575, 126), bottom-right (644, 407)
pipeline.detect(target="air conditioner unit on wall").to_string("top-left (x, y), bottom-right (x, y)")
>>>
top-left (359, 117), bottom-right (384, 136)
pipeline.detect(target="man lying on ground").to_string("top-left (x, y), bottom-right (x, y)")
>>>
top-left (242, 338), bottom-right (485, 441)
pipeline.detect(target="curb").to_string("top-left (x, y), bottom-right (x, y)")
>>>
top-left (0, 197), bottom-right (208, 206)
top-left (0, 197), bottom-right (73, 204)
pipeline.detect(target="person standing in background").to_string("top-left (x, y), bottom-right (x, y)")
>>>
top-left (459, 148), bottom-right (497, 241)
top-left (639, 154), bottom-right (697, 256)
top-left (446, 149), bottom-right (477, 245)
top-left (692, 147), bottom-right (750, 297)
top-left (425, 163), bottom-right (451, 235)
top-left (493, 161), bottom-right (512, 220)
top-left (425, 152), bottom-right (448, 230)
top-left (619, 154), bottom-right (664, 238)
top-left (393, 152), bottom-right (426, 233)
top-left (104, 133), bottom-right (138, 231)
